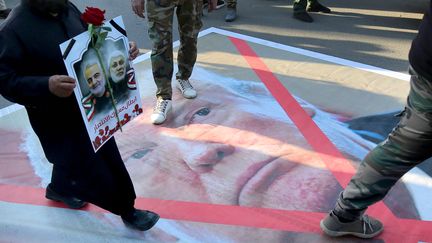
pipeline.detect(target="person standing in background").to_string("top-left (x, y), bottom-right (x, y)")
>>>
top-left (293, 0), bottom-right (330, 23)
top-left (225, 0), bottom-right (237, 22)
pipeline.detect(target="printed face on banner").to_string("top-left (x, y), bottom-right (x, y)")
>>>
top-left (60, 16), bottom-right (142, 152)
top-left (113, 67), bottom-right (424, 241)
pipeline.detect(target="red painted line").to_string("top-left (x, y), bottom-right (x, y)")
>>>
top-left (228, 37), bottom-right (432, 243)
top-left (2, 183), bottom-right (431, 242)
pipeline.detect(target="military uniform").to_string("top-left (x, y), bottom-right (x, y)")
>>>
top-left (332, 1), bottom-right (432, 221)
top-left (226, 0), bottom-right (236, 8)
top-left (146, 0), bottom-right (203, 100)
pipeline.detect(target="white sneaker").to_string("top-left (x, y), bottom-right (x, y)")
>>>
top-left (176, 79), bottom-right (197, 99)
top-left (150, 99), bottom-right (172, 125)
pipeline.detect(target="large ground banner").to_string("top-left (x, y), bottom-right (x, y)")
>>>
top-left (0, 28), bottom-right (431, 243)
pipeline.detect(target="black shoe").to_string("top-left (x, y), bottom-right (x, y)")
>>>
top-left (293, 11), bottom-right (313, 22)
top-left (307, 3), bottom-right (331, 13)
top-left (45, 185), bottom-right (87, 209)
top-left (0, 8), bottom-right (11, 19)
top-left (225, 7), bottom-right (237, 22)
top-left (121, 209), bottom-right (160, 231)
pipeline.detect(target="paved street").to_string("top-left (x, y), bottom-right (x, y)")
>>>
top-left (0, 0), bottom-right (428, 108)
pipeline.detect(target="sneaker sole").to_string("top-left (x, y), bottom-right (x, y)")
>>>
top-left (320, 220), bottom-right (383, 239)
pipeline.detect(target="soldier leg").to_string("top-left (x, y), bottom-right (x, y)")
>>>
top-left (226, 0), bottom-right (237, 8)
top-left (333, 71), bottom-right (432, 221)
top-left (175, 0), bottom-right (203, 80)
top-left (146, 0), bottom-right (176, 100)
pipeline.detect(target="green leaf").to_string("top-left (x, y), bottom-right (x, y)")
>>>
top-left (101, 26), bottom-right (112, 32)
top-left (99, 31), bottom-right (108, 40)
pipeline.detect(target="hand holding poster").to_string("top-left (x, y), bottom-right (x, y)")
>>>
top-left (60, 9), bottom-right (142, 152)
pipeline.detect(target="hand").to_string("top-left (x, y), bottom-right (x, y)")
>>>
top-left (131, 0), bottom-right (145, 18)
top-left (48, 75), bottom-right (76, 98)
top-left (208, 0), bottom-right (218, 12)
top-left (129, 41), bottom-right (140, 61)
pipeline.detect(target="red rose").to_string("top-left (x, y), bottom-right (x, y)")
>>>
top-left (81, 7), bottom-right (106, 26)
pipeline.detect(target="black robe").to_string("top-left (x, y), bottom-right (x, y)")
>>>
top-left (0, 1), bottom-right (135, 215)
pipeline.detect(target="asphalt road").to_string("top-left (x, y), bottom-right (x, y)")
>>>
top-left (0, 0), bottom-right (428, 108)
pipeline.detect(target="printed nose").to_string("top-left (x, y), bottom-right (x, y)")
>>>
top-left (183, 143), bottom-right (235, 173)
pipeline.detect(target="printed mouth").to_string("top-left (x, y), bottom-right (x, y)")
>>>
top-left (236, 156), bottom-right (298, 206)
top-left (235, 157), bottom-right (277, 205)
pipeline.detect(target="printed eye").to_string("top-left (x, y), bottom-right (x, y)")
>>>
top-left (194, 107), bottom-right (210, 117)
top-left (188, 107), bottom-right (211, 124)
top-left (131, 149), bottom-right (152, 159)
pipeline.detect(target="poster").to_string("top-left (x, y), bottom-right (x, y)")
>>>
top-left (60, 16), bottom-right (142, 152)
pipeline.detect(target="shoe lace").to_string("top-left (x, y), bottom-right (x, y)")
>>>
top-left (178, 79), bottom-right (193, 91)
top-left (154, 99), bottom-right (168, 113)
top-left (362, 215), bottom-right (374, 234)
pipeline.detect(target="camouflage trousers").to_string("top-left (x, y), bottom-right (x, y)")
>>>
top-left (293, 0), bottom-right (317, 13)
top-left (226, 0), bottom-right (237, 8)
top-left (333, 67), bottom-right (432, 221)
top-left (146, 0), bottom-right (203, 100)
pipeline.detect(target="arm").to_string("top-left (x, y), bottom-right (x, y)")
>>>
top-left (0, 28), bottom-right (75, 106)
top-left (0, 29), bottom-right (52, 106)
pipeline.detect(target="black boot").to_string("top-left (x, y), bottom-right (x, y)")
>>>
top-left (45, 184), bottom-right (87, 209)
top-left (293, 11), bottom-right (313, 23)
top-left (121, 208), bottom-right (160, 231)
top-left (307, 2), bottom-right (331, 13)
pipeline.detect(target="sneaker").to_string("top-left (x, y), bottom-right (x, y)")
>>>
top-left (203, 0), bottom-right (208, 9)
top-left (225, 7), bottom-right (237, 22)
top-left (45, 184), bottom-right (87, 209)
top-left (121, 208), bottom-right (160, 231)
top-left (293, 11), bottom-right (313, 23)
top-left (216, 0), bottom-right (226, 9)
top-left (176, 79), bottom-right (197, 99)
top-left (0, 8), bottom-right (11, 19)
top-left (151, 98), bottom-right (172, 125)
top-left (320, 212), bottom-right (384, 239)
top-left (307, 2), bottom-right (331, 13)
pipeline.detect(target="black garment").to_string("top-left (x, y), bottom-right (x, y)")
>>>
top-left (0, 1), bottom-right (135, 215)
top-left (409, 0), bottom-right (432, 81)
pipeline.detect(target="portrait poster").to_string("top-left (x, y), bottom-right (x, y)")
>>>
top-left (60, 16), bottom-right (142, 152)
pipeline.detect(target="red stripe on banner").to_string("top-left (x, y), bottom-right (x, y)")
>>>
top-left (1, 183), bottom-right (432, 242)
top-left (228, 36), bottom-right (432, 243)
top-left (0, 184), bottom-right (106, 213)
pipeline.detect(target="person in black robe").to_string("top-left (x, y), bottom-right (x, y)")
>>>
top-left (0, 0), bottom-right (159, 231)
